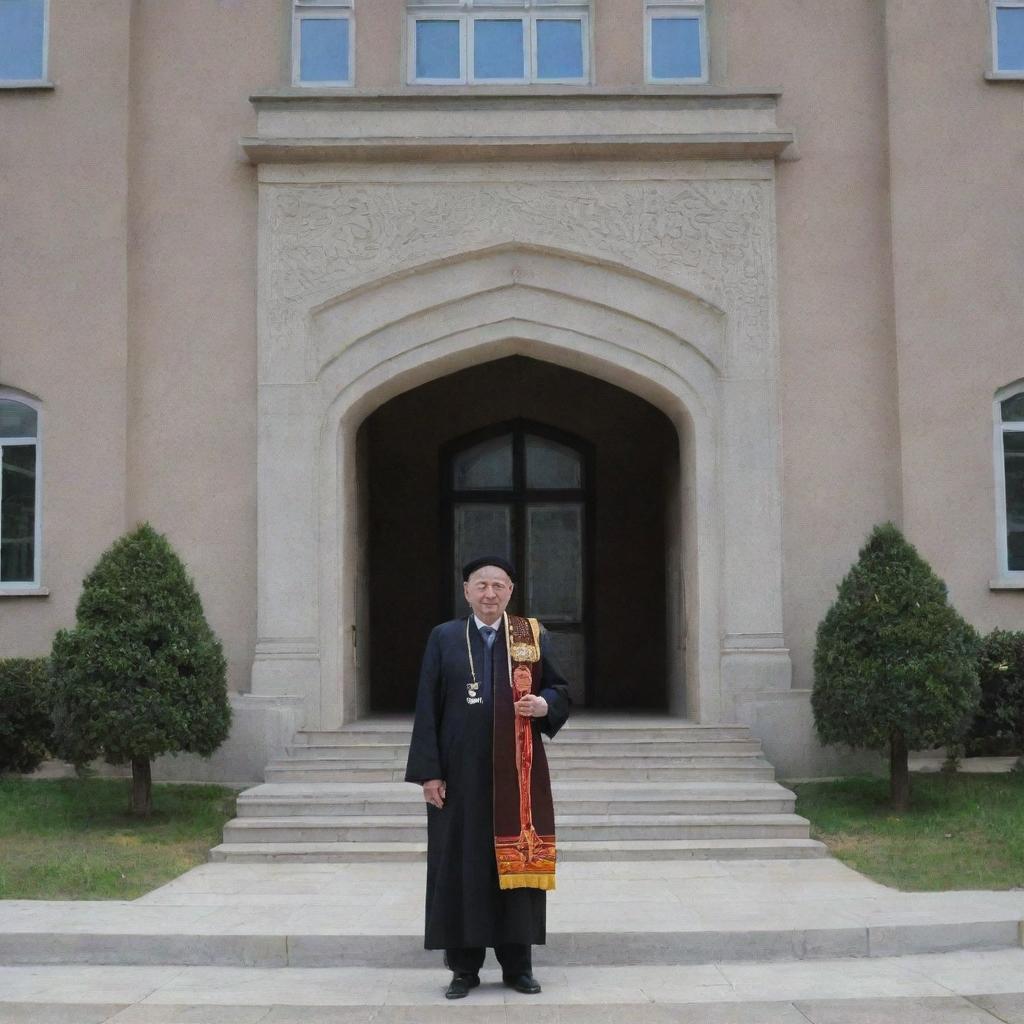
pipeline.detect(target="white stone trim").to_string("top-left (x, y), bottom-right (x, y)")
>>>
top-left (253, 159), bottom-right (792, 728)
top-left (244, 91), bottom-right (792, 163)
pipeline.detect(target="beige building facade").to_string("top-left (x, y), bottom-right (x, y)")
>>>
top-left (1, 0), bottom-right (1022, 780)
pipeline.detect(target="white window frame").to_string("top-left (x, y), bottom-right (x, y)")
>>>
top-left (645, 0), bottom-right (708, 85)
top-left (0, 0), bottom-right (49, 87)
top-left (991, 0), bottom-right (1024, 78)
top-left (407, 0), bottom-right (590, 85)
top-left (531, 10), bottom-right (590, 84)
top-left (292, 0), bottom-right (354, 88)
top-left (469, 11), bottom-right (528, 85)
top-left (0, 391), bottom-right (43, 592)
top-left (994, 382), bottom-right (1024, 582)
top-left (407, 12), bottom-right (468, 83)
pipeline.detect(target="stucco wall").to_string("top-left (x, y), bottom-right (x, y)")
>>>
top-left (0, 1), bottom-right (132, 651)
top-left (733, 0), bottom-right (905, 691)
top-left (885, 0), bottom-right (1024, 625)
top-left (3, 0), bottom-right (1021, 747)
top-left (122, 0), bottom-right (278, 692)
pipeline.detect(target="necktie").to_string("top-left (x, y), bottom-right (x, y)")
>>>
top-left (480, 626), bottom-right (496, 707)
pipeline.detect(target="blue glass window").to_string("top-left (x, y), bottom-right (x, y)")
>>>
top-left (299, 17), bottom-right (350, 82)
top-left (996, 6), bottom-right (1024, 72)
top-left (416, 19), bottom-right (461, 79)
top-left (650, 16), bottom-right (702, 80)
top-left (473, 19), bottom-right (524, 79)
top-left (0, 0), bottom-right (45, 82)
top-left (536, 19), bottom-right (584, 79)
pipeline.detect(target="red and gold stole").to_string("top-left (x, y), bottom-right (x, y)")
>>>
top-left (493, 612), bottom-right (557, 891)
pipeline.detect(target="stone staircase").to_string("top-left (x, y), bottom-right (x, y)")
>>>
top-left (209, 714), bottom-right (827, 862)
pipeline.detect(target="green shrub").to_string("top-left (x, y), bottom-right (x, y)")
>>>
top-left (965, 629), bottom-right (1024, 757)
top-left (812, 521), bottom-right (981, 809)
top-left (0, 657), bottom-right (52, 774)
top-left (50, 522), bottom-right (231, 815)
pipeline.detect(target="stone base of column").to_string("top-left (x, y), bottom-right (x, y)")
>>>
top-left (251, 638), bottom-right (323, 730)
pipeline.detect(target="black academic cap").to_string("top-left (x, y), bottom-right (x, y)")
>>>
top-left (462, 555), bottom-right (517, 583)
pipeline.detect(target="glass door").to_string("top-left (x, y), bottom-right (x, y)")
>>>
top-left (443, 420), bottom-right (591, 706)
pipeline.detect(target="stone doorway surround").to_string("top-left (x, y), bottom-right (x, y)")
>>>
top-left (242, 89), bottom-right (800, 761)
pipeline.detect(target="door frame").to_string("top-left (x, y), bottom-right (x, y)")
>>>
top-left (440, 417), bottom-right (595, 706)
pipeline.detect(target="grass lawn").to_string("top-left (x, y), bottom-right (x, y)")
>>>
top-left (794, 772), bottom-right (1024, 891)
top-left (0, 777), bottom-right (237, 900)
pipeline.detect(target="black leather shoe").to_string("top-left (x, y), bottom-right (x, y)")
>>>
top-left (445, 972), bottom-right (480, 999)
top-left (503, 972), bottom-right (542, 994)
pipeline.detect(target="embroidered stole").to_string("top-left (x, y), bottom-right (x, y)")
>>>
top-left (492, 612), bottom-right (557, 891)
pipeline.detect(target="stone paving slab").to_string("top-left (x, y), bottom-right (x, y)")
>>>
top-left (2, 860), bottom-right (1023, 968)
top-left (2, 1004), bottom-right (1023, 1024)
top-left (0, 950), bottom-right (1023, 1021)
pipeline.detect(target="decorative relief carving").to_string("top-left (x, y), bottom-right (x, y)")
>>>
top-left (262, 180), bottom-right (773, 373)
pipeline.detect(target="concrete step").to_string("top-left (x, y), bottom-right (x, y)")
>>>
top-left (295, 723), bottom-right (756, 745)
top-left (236, 781), bottom-right (797, 817)
top-left (263, 763), bottom-right (777, 782)
top-left (221, 812), bottom-right (812, 844)
top-left (269, 754), bottom-right (772, 770)
top-left (208, 836), bottom-right (829, 863)
top-left (6, 953), bottom-right (1024, 1018)
top-left (284, 738), bottom-right (765, 758)
top-left (8, 993), bottom-right (1024, 1024)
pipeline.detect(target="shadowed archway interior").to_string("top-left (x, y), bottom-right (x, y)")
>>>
top-left (363, 355), bottom-right (680, 713)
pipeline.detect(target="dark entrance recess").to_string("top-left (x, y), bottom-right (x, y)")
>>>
top-left (363, 355), bottom-right (679, 714)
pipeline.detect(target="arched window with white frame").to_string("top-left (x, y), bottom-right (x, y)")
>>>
top-left (995, 381), bottom-right (1024, 578)
top-left (0, 392), bottom-right (41, 589)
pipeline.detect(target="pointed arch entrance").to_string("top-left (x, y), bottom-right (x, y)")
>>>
top-left (252, 239), bottom-right (793, 736)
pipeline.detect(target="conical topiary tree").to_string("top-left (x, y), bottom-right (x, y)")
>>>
top-left (50, 522), bottom-right (231, 815)
top-left (811, 521), bottom-right (981, 810)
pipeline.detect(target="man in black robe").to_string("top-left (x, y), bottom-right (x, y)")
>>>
top-left (405, 555), bottom-right (570, 999)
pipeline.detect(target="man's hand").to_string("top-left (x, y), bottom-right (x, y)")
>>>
top-left (423, 779), bottom-right (446, 808)
top-left (515, 694), bottom-right (548, 718)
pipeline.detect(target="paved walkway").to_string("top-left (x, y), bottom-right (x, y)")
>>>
top-left (1, 950), bottom-right (1024, 1022)
top-left (3, 858), bottom-right (1024, 1020)
top-left (2, 858), bottom-right (1024, 968)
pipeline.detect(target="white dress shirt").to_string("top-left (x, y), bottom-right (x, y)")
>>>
top-left (473, 613), bottom-right (503, 636)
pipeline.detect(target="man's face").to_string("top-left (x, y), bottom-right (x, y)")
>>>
top-left (463, 566), bottom-right (514, 624)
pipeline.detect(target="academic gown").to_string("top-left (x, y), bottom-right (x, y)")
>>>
top-left (405, 615), bottom-right (571, 950)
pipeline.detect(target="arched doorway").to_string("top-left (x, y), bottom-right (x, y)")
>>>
top-left (363, 356), bottom-right (678, 714)
top-left (253, 241), bottom-right (794, 738)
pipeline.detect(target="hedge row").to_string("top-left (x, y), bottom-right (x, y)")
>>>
top-left (0, 657), bottom-right (53, 774)
top-left (967, 628), bottom-right (1024, 756)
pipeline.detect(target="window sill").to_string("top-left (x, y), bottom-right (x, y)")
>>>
top-left (0, 586), bottom-right (50, 597)
top-left (0, 81), bottom-right (55, 91)
top-left (984, 71), bottom-right (1024, 81)
top-left (989, 577), bottom-right (1024, 590)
